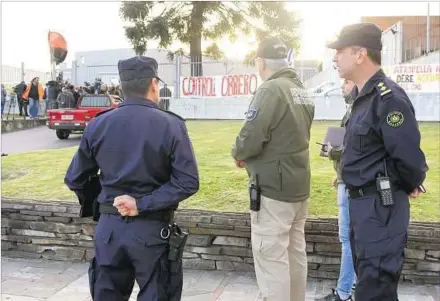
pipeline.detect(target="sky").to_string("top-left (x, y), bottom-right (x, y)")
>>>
top-left (1, 1), bottom-right (439, 72)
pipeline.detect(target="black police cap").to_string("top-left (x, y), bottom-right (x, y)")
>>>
top-left (118, 56), bottom-right (165, 83)
top-left (327, 23), bottom-right (383, 51)
top-left (256, 37), bottom-right (288, 60)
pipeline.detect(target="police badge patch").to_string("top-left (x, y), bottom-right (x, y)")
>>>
top-left (245, 107), bottom-right (259, 121)
top-left (386, 111), bottom-right (404, 127)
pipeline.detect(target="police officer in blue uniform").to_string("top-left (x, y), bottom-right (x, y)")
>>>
top-left (327, 23), bottom-right (428, 301)
top-left (65, 56), bottom-right (199, 301)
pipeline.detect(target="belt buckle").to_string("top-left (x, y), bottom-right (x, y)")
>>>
top-left (358, 189), bottom-right (364, 197)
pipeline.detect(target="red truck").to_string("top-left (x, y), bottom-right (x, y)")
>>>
top-left (47, 94), bottom-right (122, 139)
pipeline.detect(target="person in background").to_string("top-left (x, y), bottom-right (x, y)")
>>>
top-left (316, 79), bottom-right (356, 301)
top-left (22, 77), bottom-right (44, 119)
top-left (159, 83), bottom-right (172, 110)
top-left (94, 78), bottom-right (102, 94)
top-left (14, 81), bottom-right (28, 117)
top-left (99, 84), bottom-right (108, 95)
top-left (1, 84), bottom-right (6, 115)
top-left (57, 86), bottom-right (76, 109)
top-left (45, 80), bottom-right (62, 110)
top-left (71, 85), bottom-right (80, 104)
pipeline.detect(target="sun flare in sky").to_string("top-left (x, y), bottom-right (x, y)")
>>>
top-left (1, 1), bottom-right (438, 71)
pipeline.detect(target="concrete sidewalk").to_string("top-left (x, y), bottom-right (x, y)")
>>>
top-left (1, 257), bottom-right (439, 301)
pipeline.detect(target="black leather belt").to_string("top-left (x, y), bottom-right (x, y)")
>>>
top-left (347, 185), bottom-right (378, 199)
top-left (99, 203), bottom-right (174, 222)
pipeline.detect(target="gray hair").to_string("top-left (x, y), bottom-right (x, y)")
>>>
top-left (264, 58), bottom-right (289, 72)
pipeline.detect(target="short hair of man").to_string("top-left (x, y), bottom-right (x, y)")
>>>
top-left (264, 58), bottom-right (289, 71)
top-left (351, 46), bottom-right (382, 65)
top-left (121, 78), bottom-right (153, 97)
top-left (367, 48), bottom-right (381, 65)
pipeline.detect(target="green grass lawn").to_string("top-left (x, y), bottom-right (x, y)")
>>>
top-left (2, 121), bottom-right (439, 221)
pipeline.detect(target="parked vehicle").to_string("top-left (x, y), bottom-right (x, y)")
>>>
top-left (47, 94), bottom-right (122, 139)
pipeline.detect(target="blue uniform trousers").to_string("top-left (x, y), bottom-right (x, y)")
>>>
top-left (349, 190), bottom-right (409, 301)
top-left (91, 214), bottom-right (183, 301)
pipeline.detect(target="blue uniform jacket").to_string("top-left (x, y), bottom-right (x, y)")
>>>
top-left (342, 69), bottom-right (428, 193)
top-left (64, 97), bottom-right (199, 213)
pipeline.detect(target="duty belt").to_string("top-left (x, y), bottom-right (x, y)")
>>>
top-left (348, 184), bottom-right (398, 199)
top-left (99, 203), bottom-right (174, 222)
top-left (347, 185), bottom-right (378, 199)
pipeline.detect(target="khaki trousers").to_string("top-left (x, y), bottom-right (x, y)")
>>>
top-left (251, 195), bottom-right (308, 301)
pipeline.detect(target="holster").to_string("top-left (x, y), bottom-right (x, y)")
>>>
top-left (88, 257), bottom-right (97, 300)
top-left (166, 223), bottom-right (187, 300)
top-left (77, 174), bottom-right (102, 222)
top-left (168, 223), bottom-right (188, 271)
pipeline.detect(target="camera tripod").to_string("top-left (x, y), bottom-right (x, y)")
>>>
top-left (3, 93), bottom-right (18, 121)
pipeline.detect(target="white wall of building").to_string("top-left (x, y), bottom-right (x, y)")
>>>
top-left (382, 21), bottom-right (404, 66)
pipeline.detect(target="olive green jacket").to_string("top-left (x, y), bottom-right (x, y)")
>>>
top-left (231, 68), bottom-right (315, 202)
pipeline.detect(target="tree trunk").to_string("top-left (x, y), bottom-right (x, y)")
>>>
top-left (190, 3), bottom-right (204, 76)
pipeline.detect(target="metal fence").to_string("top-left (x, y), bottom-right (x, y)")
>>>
top-left (404, 24), bottom-right (440, 62)
top-left (1, 64), bottom-right (51, 89)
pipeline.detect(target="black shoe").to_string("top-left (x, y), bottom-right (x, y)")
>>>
top-left (315, 289), bottom-right (353, 301)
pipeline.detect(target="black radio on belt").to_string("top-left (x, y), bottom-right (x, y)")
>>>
top-left (250, 174), bottom-right (261, 211)
top-left (376, 159), bottom-right (395, 206)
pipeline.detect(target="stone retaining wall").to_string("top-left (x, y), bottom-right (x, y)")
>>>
top-left (1, 119), bottom-right (47, 133)
top-left (1, 199), bottom-right (439, 284)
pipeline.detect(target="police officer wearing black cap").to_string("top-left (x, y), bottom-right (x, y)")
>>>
top-left (327, 23), bottom-right (428, 301)
top-left (65, 56), bottom-right (200, 301)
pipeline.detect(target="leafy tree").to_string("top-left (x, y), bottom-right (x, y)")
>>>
top-left (120, 1), bottom-right (301, 76)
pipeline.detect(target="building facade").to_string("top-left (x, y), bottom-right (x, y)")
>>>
top-left (62, 48), bottom-right (319, 92)
top-left (361, 15), bottom-right (440, 62)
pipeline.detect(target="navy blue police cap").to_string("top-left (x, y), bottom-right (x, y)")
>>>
top-left (327, 23), bottom-right (383, 51)
top-left (118, 56), bottom-right (165, 83)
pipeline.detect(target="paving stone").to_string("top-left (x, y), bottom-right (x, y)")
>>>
top-left (405, 248), bottom-right (426, 260)
top-left (212, 236), bottom-right (249, 247)
top-left (417, 261), bottom-right (440, 272)
top-left (183, 252), bottom-right (200, 259)
top-left (216, 260), bottom-right (235, 271)
top-left (2, 203), bottom-right (35, 210)
top-left (44, 216), bottom-right (72, 223)
top-left (20, 210), bottom-right (52, 217)
top-left (10, 229), bottom-right (56, 237)
top-left (182, 258), bottom-right (215, 270)
top-left (1, 295), bottom-right (45, 301)
top-left (308, 255), bottom-right (341, 265)
top-left (0, 256), bottom-right (438, 301)
top-left (10, 214), bottom-right (44, 221)
top-left (201, 254), bottom-right (243, 262)
top-left (1, 278), bottom-right (66, 299)
top-left (186, 234), bottom-right (213, 247)
top-left (45, 274), bottom-right (91, 301)
top-left (315, 243), bottom-right (341, 253)
top-left (427, 250), bottom-right (440, 258)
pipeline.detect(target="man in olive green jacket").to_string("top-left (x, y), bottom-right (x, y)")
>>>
top-left (231, 37), bottom-right (315, 301)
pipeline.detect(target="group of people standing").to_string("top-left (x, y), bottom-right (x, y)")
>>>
top-left (63, 22), bottom-right (427, 301)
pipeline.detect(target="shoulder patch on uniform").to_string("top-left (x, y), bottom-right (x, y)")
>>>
top-left (164, 110), bottom-right (185, 121)
top-left (386, 111), bottom-right (404, 127)
top-left (244, 107), bottom-right (259, 121)
top-left (377, 82), bottom-right (392, 97)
